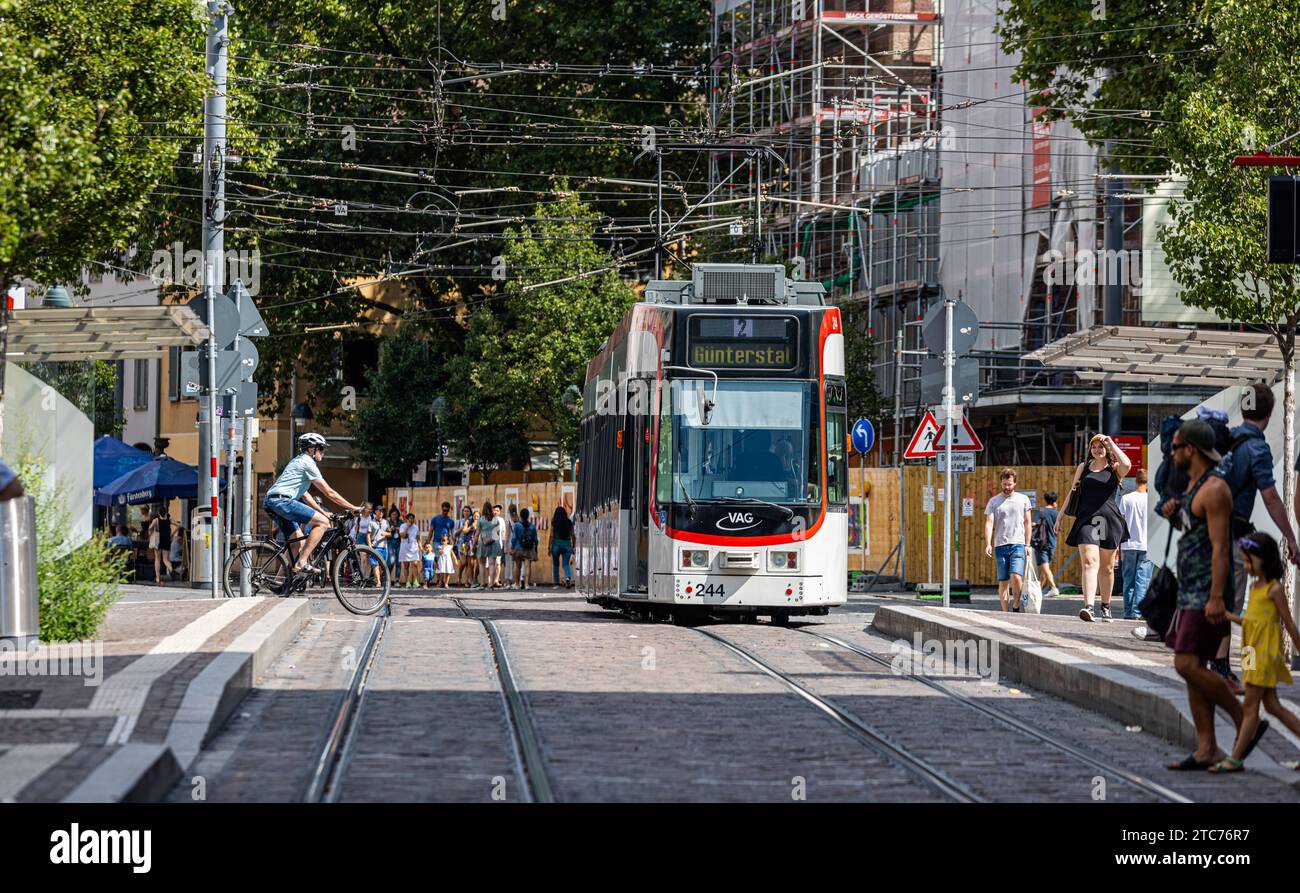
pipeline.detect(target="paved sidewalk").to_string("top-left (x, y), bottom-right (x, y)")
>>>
top-left (870, 591), bottom-right (1300, 789)
top-left (0, 595), bottom-right (309, 802)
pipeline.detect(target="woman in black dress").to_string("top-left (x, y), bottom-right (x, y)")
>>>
top-left (1055, 434), bottom-right (1133, 622)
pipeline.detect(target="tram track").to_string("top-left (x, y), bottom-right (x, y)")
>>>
top-left (450, 597), bottom-right (556, 804)
top-left (692, 626), bottom-right (986, 803)
top-left (305, 610), bottom-right (390, 803)
top-left (792, 626), bottom-right (1193, 804)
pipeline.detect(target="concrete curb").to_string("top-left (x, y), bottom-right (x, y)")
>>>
top-left (872, 604), bottom-right (1300, 788)
top-left (64, 598), bottom-right (311, 803)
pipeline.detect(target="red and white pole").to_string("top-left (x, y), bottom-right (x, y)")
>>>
top-left (205, 267), bottom-right (220, 599)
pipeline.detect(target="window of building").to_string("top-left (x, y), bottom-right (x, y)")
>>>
top-left (134, 359), bottom-right (150, 410)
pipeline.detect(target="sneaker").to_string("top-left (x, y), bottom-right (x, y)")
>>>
top-left (1098, 603), bottom-right (1113, 622)
top-left (1079, 605), bottom-right (1095, 622)
top-left (1045, 587), bottom-right (1060, 599)
top-left (1132, 625), bottom-right (1163, 642)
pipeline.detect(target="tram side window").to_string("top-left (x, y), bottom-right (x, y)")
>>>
top-left (827, 410), bottom-right (848, 504)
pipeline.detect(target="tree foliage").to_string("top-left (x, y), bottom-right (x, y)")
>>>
top-left (128, 0), bottom-right (708, 420)
top-left (492, 190), bottom-right (637, 459)
top-left (837, 303), bottom-right (888, 426)
top-left (351, 327), bottom-right (441, 482)
top-left (997, 0), bottom-right (1215, 175)
top-left (1153, 0), bottom-right (1300, 337)
top-left (0, 0), bottom-right (205, 436)
top-left (441, 308), bottom-right (531, 481)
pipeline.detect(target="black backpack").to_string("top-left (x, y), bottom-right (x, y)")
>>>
top-left (519, 522), bottom-right (538, 550)
top-left (1156, 410), bottom-right (1254, 526)
top-left (1030, 512), bottom-right (1051, 551)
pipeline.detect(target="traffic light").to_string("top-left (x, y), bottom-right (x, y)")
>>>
top-left (1268, 176), bottom-right (1299, 263)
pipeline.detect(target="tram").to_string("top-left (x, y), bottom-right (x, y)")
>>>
top-left (575, 263), bottom-right (848, 623)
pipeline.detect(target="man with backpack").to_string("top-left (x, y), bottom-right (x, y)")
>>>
top-left (1158, 385), bottom-right (1299, 689)
top-left (511, 507), bottom-right (539, 590)
top-left (1031, 492), bottom-right (1061, 600)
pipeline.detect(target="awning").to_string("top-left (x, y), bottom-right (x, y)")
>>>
top-left (1022, 325), bottom-right (1281, 388)
top-left (3, 305), bottom-right (210, 363)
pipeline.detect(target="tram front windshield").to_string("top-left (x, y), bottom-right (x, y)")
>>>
top-left (668, 380), bottom-right (819, 504)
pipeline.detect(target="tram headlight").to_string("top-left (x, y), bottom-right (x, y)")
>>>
top-left (769, 550), bottom-right (799, 571)
top-left (682, 549), bottom-right (709, 569)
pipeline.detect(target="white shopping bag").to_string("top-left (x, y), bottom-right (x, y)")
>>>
top-left (1022, 556), bottom-right (1042, 614)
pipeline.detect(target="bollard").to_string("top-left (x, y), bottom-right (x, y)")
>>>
top-left (0, 495), bottom-right (40, 647)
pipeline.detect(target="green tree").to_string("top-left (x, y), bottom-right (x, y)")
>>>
top-left (351, 328), bottom-right (442, 482)
top-left (126, 0), bottom-right (708, 418)
top-left (997, 0), bottom-right (1214, 175)
top-left (838, 303), bottom-right (888, 428)
top-left (496, 191), bottom-right (637, 461)
top-left (0, 0), bottom-right (205, 441)
top-left (441, 308), bottom-right (531, 482)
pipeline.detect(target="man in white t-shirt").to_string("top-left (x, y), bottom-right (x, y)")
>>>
top-left (1119, 469), bottom-right (1152, 619)
top-left (984, 467), bottom-right (1033, 612)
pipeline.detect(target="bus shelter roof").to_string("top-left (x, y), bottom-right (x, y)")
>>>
top-left (3, 305), bottom-right (210, 363)
top-left (1022, 325), bottom-right (1282, 389)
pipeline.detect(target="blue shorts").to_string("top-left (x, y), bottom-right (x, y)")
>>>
top-left (264, 495), bottom-right (317, 544)
top-left (1035, 547), bottom-right (1055, 566)
top-left (994, 543), bottom-right (1027, 582)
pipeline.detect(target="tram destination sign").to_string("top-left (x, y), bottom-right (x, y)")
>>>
top-left (686, 315), bottom-right (798, 370)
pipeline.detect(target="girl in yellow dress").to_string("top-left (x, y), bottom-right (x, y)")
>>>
top-left (1210, 532), bottom-right (1300, 773)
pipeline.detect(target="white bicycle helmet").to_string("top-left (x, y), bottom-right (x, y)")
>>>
top-left (298, 432), bottom-right (328, 451)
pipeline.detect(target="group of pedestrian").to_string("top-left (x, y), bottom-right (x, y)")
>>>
top-left (1161, 387), bottom-right (1300, 774)
top-left (348, 499), bottom-right (576, 591)
top-left (982, 383), bottom-right (1300, 775)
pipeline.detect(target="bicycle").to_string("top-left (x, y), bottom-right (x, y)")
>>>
top-left (223, 511), bottom-right (390, 615)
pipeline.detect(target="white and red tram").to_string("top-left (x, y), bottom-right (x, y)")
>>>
top-left (575, 264), bottom-right (848, 623)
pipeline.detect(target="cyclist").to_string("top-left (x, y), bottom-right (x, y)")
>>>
top-left (264, 432), bottom-right (362, 574)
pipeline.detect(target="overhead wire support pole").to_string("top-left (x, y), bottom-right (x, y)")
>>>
top-left (200, 0), bottom-right (230, 597)
top-left (205, 265), bottom-right (220, 602)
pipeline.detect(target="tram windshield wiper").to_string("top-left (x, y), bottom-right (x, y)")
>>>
top-left (674, 474), bottom-right (698, 519)
top-left (712, 495), bottom-right (795, 521)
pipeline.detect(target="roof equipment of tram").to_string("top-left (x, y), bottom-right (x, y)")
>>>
top-left (643, 263), bottom-right (826, 306)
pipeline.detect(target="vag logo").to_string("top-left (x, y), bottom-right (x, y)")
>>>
top-left (716, 511), bottom-right (759, 532)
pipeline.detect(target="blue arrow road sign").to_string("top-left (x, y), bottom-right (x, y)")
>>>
top-left (851, 417), bottom-right (875, 454)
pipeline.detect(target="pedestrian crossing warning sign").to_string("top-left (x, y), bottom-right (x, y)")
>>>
top-left (904, 411), bottom-right (944, 458)
top-left (903, 410), bottom-right (984, 458)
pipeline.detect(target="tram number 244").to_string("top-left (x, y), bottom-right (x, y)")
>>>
top-left (694, 583), bottom-right (726, 597)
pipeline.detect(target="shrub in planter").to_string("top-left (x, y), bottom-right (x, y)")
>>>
top-left (15, 459), bottom-right (125, 642)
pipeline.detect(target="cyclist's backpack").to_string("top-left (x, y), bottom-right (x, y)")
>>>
top-left (519, 522), bottom-right (538, 550)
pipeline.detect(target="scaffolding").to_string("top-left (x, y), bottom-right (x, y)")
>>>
top-left (707, 0), bottom-right (941, 429)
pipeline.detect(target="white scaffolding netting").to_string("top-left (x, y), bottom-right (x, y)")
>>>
top-left (939, 0), bottom-right (1098, 353)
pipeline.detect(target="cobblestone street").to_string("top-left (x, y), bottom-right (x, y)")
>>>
top-left (169, 588), bottom-right (1300, 803)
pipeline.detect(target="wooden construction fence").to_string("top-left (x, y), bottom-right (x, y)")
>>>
top-left (391, 465), bottom-right (1081, 588)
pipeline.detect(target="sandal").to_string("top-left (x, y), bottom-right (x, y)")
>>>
top-left (1208, 757), bottom-right (1243, 774)
top-left (1240, 720), bottom-right (1270, 762)
top-left (1167, 754), bottom-right (1214, 771)
top-left (293, 563), bottom-right (322, 576)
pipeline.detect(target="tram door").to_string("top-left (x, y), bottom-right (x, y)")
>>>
top-left (625, 387), bottom-right (651, 593)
